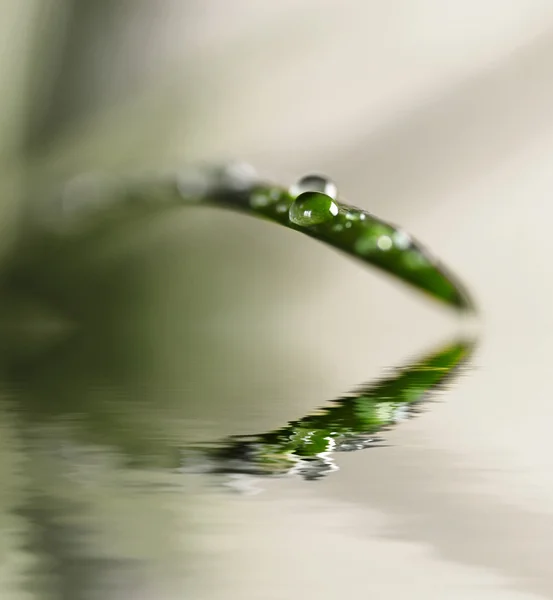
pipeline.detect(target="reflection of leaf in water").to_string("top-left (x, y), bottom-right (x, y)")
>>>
top-left (0, 165), bottom-right (479, 589)
top-left (0, 166), bottom-right (479, 500)
top-left (190, 338), bottom-right (475, 483)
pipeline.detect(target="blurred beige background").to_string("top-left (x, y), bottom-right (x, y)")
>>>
top-left (2, 1), bottom-right (553, 599)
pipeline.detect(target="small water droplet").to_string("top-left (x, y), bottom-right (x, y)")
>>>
top-left (218, 162), bottom-right (258, 191)
top-left (354, 225), bottom-right (395, 255)
top-left (251, 187), bottom-right (281, 209)
top-left (393, 230), bottom-right (411, 250)
top-left (377, 235), bottom-right (393, 251)
top-left (251, 192), bottom-right (270, 208)
top-left (289, 191), bottom-right (339, 226)
top-left (403, 251), bottom-right (432, 270)
top-left (276, 201), bottom-right (290, 214)
top-left (289, 174), bottom-right (338, 200)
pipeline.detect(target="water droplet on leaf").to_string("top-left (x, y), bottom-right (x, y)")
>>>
top-left (276, 201), bottom-right (290, 214)
top-left (354, 225), bottom-right (395, 255)
top-left (345, 210), bottom-right (364, 221)
top-left (393, 230), bottom-right (411, 250)
top-left (289, 191), bottom-right (339, 226)
top-left (250, 192), bottom-right (271, 208)
top-left (376, 235), bottom-right (393, 251)
top-left (403, 251), bottom-right (432, 270)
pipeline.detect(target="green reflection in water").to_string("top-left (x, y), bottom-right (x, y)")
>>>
top-left (186, 337), bottom-right (475, 483)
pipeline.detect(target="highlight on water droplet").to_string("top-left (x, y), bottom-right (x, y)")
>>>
top-left (289, 191), bottom-right (339, 226)
top-left (289, 174), bottom-right (338, 200)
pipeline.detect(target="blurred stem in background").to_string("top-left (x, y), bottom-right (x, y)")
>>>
top-left (0, 5), bottom-right (210, 597)
top-left (0, 0), bottom-right (198, 348)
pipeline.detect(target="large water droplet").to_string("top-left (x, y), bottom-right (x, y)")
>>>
top-left (289, 174), bottom-right (338, 200)
top-left (289, 191), bottom-right (339, 226)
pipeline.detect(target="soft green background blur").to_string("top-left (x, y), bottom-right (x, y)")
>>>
top-left (2, 2), bottom-right (553, 599)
